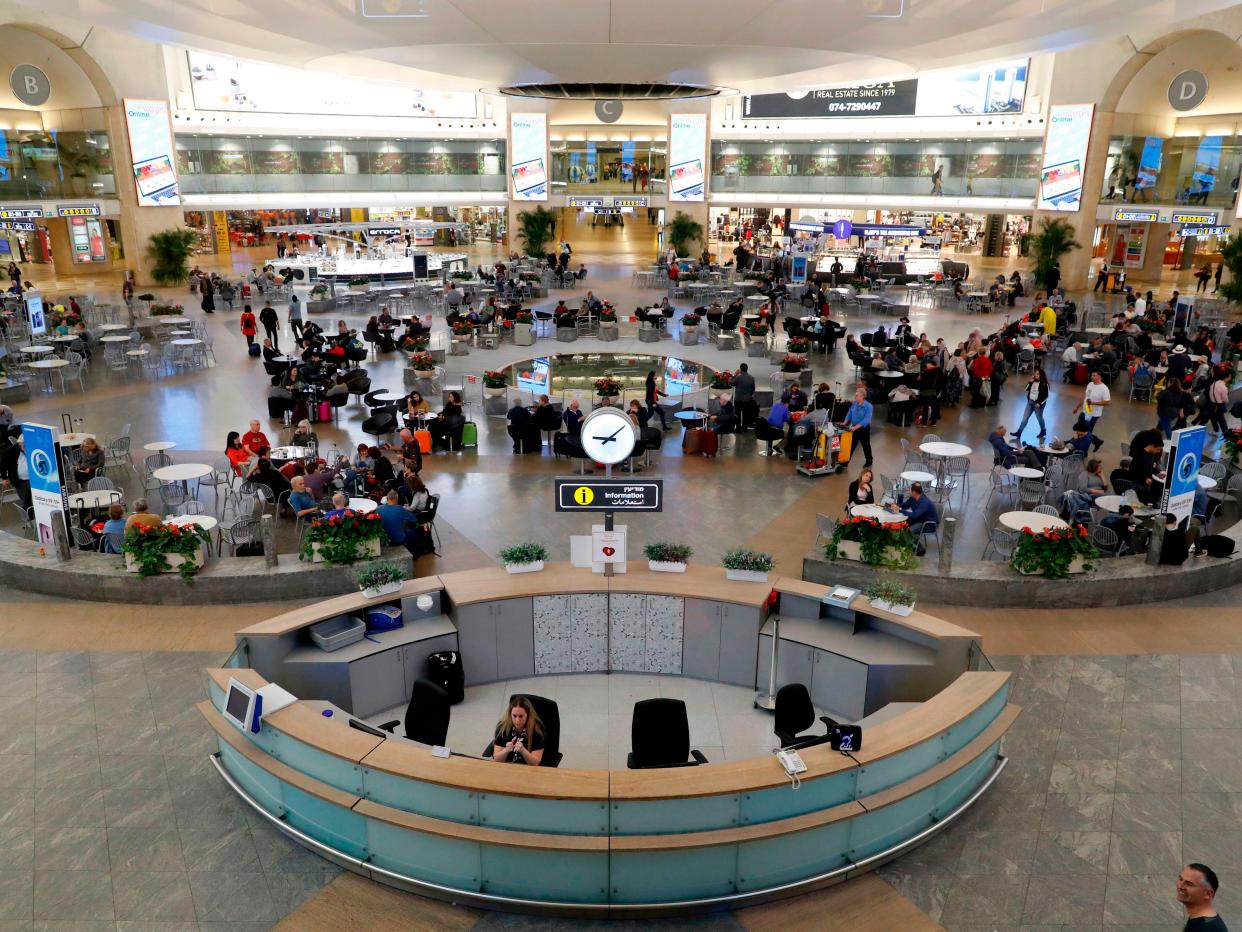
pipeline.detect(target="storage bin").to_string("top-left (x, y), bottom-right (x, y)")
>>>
top-left (310, 614), bottom-right (366, 652)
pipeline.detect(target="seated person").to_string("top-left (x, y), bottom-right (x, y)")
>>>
top-left (288, 476), bottom-right (320, 520)
top-left (1128, 429), bottom-right (1165, 505)
top-left (123, 498), bottom-right (163, 532)
top-left (783, 384), bottom-right (808, 412)
top-left (323, 491), bottom-right (351, 519)
top-left (489, 697), bottom-right (545, 765)
top-left (562, 399), bottom-right (584, 436)
top-left (889, 482), bottom-right (938, 554)
top-left (534, 395), bottom-right (562, 434)
top-left (507, 400), bottom-right (536, 453)
top-left (709, 395), bottom-right (737, 433)
top-left (242, 420), bottom-right (270, 456)
top-left (396, 468), bottom-right (429, 510)
top-left (251, 457), bottom-right (293, 508)
top-left (1158, 512), bottom-right (1190, 566)
top-left (376, 490), bottom-right (423, 556)
top-left (988, 425), bottom-right (1043, 469)
top-left (1067, 421), bottom-right (1095, 456)
top-left (429, 392), bottom-right (465, 451)
top-left (405, 390), bottom-right (431, 426)
top-left (290, 419), bottom-right (317, 448)
top-left (812, 383), bottom-right (836, 412)
top-left (847, 467), bottom-right (876, 507)
top-left (1100, 504), bottom-right (1137, 554)
top-left (100, 503), bottom-right (127, 553)
top-left (755, 397), bottom-right (791, 450)
top-left (72, 437), bottom-right (105, 487)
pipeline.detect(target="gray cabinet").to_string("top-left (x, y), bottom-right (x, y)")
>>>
top-left (609, 594), bottom-right (684, 674)
top-left (454, 603), bottom-right (497, 686)
top-left (349, 648), bottom-right (406, 720)
top-left (758, 634), bottom-right (814, 694)
top-left (811, 649), bottom-right (868, 721)
top-left (719, 604), bottom-right (762, 688)
top-left (682, 598), bottom-right (722, 681)
top-left (495, 598), bottom-right (535, 680)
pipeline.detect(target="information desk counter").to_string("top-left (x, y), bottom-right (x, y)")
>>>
top-left (207, 566), bottom-right (1017, 914)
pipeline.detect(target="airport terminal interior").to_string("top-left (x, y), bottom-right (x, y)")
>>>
top-left (8, 1), bottom-right (1242, 929)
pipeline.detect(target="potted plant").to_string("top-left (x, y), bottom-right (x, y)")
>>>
top-left (787, 336), bottom-right (811, 354)
top-left (356, 562), bottom-right (406, 599)
top-left (123, 523), bottom-right (210, 584)
top-left (515, 310), bottom-right (534, 325)
top-left (667, 212), bottom-right (704, 259)
top-left (781, 353), bottom-right (808, 373)
top-left (347, 277), bottom-right (370, 293)
top-left (500, 542), bottom-right (547, 574)
top-left (1027, 218), bottom-right (1082, 291)
top-left (408, 351), bottom-right (436, 378)
top-left (482, 370), bottom-right (509, 397)
top-left (864, 577), bottom-right (917, 617)
top-left (1010, 524), bottom-right (1099, 578)
top-left (307, 283), bottom-right (335, 313)
top-left (516, 206), bottom-right (556, 257)
top-left (1224, 429), bottom-right (1242, 466)
top-left (146, 229), bottom-right (198, 286)
top-left (450, 270), bottom-right (474, 281)
top-left (721, 548), bottom-right (774, 583)
top-left (300, 510), bottom-right (387, 564)
top-left (594, 376), bottom-right (623, 403)
top-left (150, 303), bottom-right (184, 317)
top-left (681, 312), bottom-right (701, 328)
top-left (709, 370), bottom-right (734, 390)
top-left (645, 542), bottom-right (692, 573)
top-left (744, 321), bottom-right (769, 339)
top-left (451, 320), bottom-right (474, 340)
top-left (598, 306), bottom-right (618, 327)
top-left (824, 516), bottom-right (917, 568)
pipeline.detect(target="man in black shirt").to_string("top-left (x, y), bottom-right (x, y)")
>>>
top-left (1179, 863), bottom-right (1228, 931)
top-left (258, 303), bottom-right (280, 350)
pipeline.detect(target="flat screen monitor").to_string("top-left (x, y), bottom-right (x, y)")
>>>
top-left (133, 154), bottom-right (179, 203)
top-left (222, 678), bottom-right (258, 732)
top-left (663, 356), bottom-right (700, 394)
top-left (510, 158), bottom-right (548, 197)
top-left (516, 357), bottom-right (550, 396)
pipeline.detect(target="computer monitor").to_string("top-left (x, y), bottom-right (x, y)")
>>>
top-left (222, 677), bottom-right (258, 733)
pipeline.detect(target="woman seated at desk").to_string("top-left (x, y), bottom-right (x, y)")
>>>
top-left (490, 697), bottom-right (544, 766)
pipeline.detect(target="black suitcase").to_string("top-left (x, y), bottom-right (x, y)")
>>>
top-left (248, 343), bottom-right (261, 357)
top-left (1201, 534), bottom-right (1236, 558)
top-left (426, 651), bottom-right (464, 704)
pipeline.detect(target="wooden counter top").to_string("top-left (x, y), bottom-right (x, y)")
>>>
top-left (439, 562), bottom-right (605, 604)
top-left (775, 578), bottom-right (981, 641)
top-left (610, 564), bottom-right (772, 607)
top-left (206, 667), bottom-right (267, 692)
top-left (237, 576), bottom-right (444, 636)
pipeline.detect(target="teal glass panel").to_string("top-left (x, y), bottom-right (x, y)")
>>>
top-left (848, 787), bottom-right (937, 861)
top-left (942, 683), bottom-right (1009, 757)
top-left (736, 821), bottom-right (851, 892)
top-left (481, 848), bottom-right (609, 904)
top-left (854, 734), bottom-right (944, 797)
top-left (611, 795), bottom-right (740, 835)
top-left (740, 769), bottom-right (857, 824)
top-left (207, 680), bottom-right (225, 711)
top-left (281, 784), bottom-right (368, 861)
top-left (478, 794), bottom-right (608, 835)
top-left (610, 847), bottom-right (739, 903)
top-left (219, 743), bottom-right (284, 817)
top-left (933, 743), bottom-right (1000, 820)
top-left (361, 768), bottom-right (480, 825)
top-left (266, 733), bottom-right (365, 796)
top-left (366, 819), bottom-right (482, 891)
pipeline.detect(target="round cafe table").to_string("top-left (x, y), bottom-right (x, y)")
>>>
top-left (158, 317), bottom-right (191, 326)
top-left (920, 440), bottom-right (972, 491)
top-left (674, 410), bottom-right (709, 429)
top-left (28, 358), bottom-right (67, 392)
top-left (1008, 466), bottom-right (1044, 480)
top-left (1094, 495), bottom-right (1159, 518)
top-left (19, 345), bottom-right (53, 355)
top-left (165, 514), bottom-right (218, 532)
top-left (126, 348), bottom-right (149, 358)
top-left (99, 335), bottom-right (130, 343)
top-left (50, 334), bottom-right (79, 345)
top-left (1198, 475), bottom-right (1217, 490)
top-left (170, 338), bottom-right (202, 347)
top-left (98, 323), bottom-right (128, 332)
top-left (269, 445), bottom-right (311, 462)
top-left (900, 470), bottom-right (935, 485)
top-left (59, 432), bottom-right (95, 448)
top-left (348, 497), bottom-right (378, 514)
top-left (998, 511), bottom-right (1068, 533)
top-left (67, 489), bottom-right (121, 511)
top-left (850, 504), bottom-right (907, 524)
top-left (143, 441), bottom-right (176, 452)
top-left (152, 463), bottom-right (212, 497)
top-left (371, 390), bottom-right (407, 404)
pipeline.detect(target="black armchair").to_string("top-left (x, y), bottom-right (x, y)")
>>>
top-left (627, 698), bottom-right (708, 769)
top-left (379, 678), bottom-right (451, 746)
top-left (773, 684), bottom-right (838, 750)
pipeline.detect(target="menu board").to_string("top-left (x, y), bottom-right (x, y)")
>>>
top-left (1037, 104), bottom-right (1094, 212)
top-left (669, 114), bottom-right (707, 202)
top-left (123, 99), bottom-right (181, 206)
top-left (510, 113), bottom-right (548, 201)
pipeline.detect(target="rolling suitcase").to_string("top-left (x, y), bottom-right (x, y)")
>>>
top-left (426, 651), bottom-right (464, 705)
top-left (460, 421), bottom-right (478, 448)
top-left (682, 427), bottom-right (702, 454)
top-left (248, 343), bottom-right (261, 357)
top-left (1071, 363), bottom-right (1089, 385)
top-left (414, 429), bottom-right (432, 454)
top-left (698, 428), bottom-right (719, 457)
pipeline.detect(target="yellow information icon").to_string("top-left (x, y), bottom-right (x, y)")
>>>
top-left (573, 486), bottom-right (595, 506)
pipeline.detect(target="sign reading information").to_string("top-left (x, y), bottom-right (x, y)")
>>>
top-left (554, 478), bottom-right (663, 512)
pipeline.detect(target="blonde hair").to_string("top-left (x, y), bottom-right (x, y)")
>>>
top-left (495, 696), bottom-right (543, 744)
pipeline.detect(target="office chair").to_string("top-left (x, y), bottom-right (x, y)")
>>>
top-left (480, 694), bottom-right (563, 768)
top-left (627, 698), bottom-right (708, 769)
top-left (774, 684), bottom-right (838, 750)
top-left (379, 678), bottom-right (450, 746)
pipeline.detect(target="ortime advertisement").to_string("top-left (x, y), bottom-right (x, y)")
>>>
top-left (123, 99), bottom-right (181, 207)
top-left (743, 59), bottom-right (1027, 119)
top-left (669, 114), bottom-right (707, 202)
top-left (1037, 103), bottom-right (1095, 212)
top-left (187, 51), bottom-right (475, 119)
top-left (509, 113), bottom-right (548, 201)
top-left (1162, 424), bottom-right (1206, 527)
top-left (25, 291), bottom-right (45, 337)
top-left (21, 423), bottom-right (69, 552)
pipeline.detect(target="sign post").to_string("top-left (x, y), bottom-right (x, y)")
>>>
top-left (555, 476), bottom-right (663, 578)
top-left (1161, 425), bottom-right (1206, 528)
top-left (21, 423), bottom-right (71, 561)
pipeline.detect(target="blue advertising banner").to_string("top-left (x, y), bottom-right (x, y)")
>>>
top-left (791, 255), bottom-right (808, 284)
top-left (1162, 424), bottom-right (1206, 526)
top-left (21, 423), bottom-right (69, 551)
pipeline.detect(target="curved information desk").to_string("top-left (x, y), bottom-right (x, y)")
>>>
top-left (204, 565), bottom-right (1018, 915)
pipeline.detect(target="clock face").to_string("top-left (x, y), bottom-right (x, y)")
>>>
top-left (579, 407), bottom-right (637, 465)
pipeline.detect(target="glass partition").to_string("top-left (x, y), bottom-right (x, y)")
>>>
top-left (710, 139), bottom-right (1040, 199)
top-left (549, 141), bottom-right (666, 195)
top-left (1100, 134), bottom-right (1242, 209)
top-left (175, 135), bottom-right (506, 195)
top-left (0, 128), bottom-right (115, 200)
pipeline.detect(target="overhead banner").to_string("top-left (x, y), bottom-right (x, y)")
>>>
top-left (21, 423), bottom-right (69, 551)
top-left (669, 113), bottom-right (707, 202)
top-left (1037, 103), bottom-right (1094, 212)
top-left (509, 113), bottom-right (548, 201)
top-left (1162, 424), bottom-right (1206, 527)
top-left (123, 99), bottom-right (181, 207)
top-left (187, 51), bottom-right (475, 118)
top-left (743, 59), bottom-right (1028, 119)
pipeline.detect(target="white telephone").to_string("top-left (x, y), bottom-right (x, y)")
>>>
top-left (776, 748), bottom-right (807, 789)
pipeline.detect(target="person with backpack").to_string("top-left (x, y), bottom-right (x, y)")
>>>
top-left (239, 305), bottom-right (257, 348)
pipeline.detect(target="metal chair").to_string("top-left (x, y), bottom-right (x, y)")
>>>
top-left (814, 513), bottom-right (834, 546)
top-left (85, 476), bottom-right (115, 492)
top-left (219, 515), bottom-right (258, 556)
top-left (1033, 504), bottom-right (1059, 517)
top-left (102, 437), bottom-right (133, 476)
top-left (1017, 479), bottom-right (1045, 510)
top-left (70, 526), bottom-right (95, 550)
top-left (198, 463), bottom-right (235, 515)
top-left (982, 526), bottom-right (1017, 561)
top-left (1091, 524), bottom-right (1120, 555)
top-left (177, 501), bottom-right (205, 515)
top-left (159, 483), bottom-right (189, 511)
top-left (983, 466), bottom-right (1017, 510)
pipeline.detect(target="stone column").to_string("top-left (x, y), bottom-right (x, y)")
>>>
top-left (1032, 110), bottom-right (1114, 292)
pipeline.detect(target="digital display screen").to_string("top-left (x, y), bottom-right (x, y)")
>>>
top-left (664, 357), bottom-right (701, 394)
top-left (1038, 104), bottom-right (1094, 212)
top-left (516, 357), bottom-right (551, 396)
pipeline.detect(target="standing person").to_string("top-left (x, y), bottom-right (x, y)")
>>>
top-left (930, 165), bottom-right (943, 195)
top-left (199, 274), bottom-right (215, 314)
top-left (1095, 261), bottom-right (1110, 292)
top-left (1014, 368), bottom-right (1049, 440)
top-left (988, 349), bottom-right (1007, 408)
top-left (1215, 261), bottom-right (1225, 293)
top-left (1196, 263), bottom-right (1213, 294)
top-left (1072, 370), bottom-right (1110, 445)
top-left (644, 371), bottom-right (669, 430)
top-left (842, 385), bottom-right (874, 468)
top-left (1195, 366), bottom-right (1231, 435)
top-left (1155, 377), bottom-right (1191, 438)
top-left (1045, 262), bottom-right (1061, 294)
top-left (1178, 863), bottom-right (1228, 931)
top-left (239, 305), bottom-right (257, 348)
top-left (733, 363), bottom-right (757, 430)
top-left (258, 302), bottom-right (280, 350)
top-left (287, 292), bottom-right (303, 341)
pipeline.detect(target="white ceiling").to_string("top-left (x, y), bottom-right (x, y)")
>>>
top-left (20, 0), bottom-right (1242, 93)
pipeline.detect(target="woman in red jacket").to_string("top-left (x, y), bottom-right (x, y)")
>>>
top-left (239, 305), bottom-right (257, 347)
top-left (968, 351), bottom-right (993, 409)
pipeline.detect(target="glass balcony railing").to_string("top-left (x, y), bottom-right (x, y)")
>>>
top-left (1100, 135), bottom-right (1242, 210)
top-left (0, 129), bottom-right (115, 201)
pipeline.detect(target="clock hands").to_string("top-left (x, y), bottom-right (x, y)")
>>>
top-left (591, 424), bottom-right (627, 445)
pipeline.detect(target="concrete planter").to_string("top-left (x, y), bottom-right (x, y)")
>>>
top-left (746, 342), bottom-right (767, 358)
top-left (832, 539), bottom-right (909, 566)
top-left (725, 568), bottom-right (769, 583)
top-left (306, 298), bottom-right (335, 314)
top-left (505, 560), bottom-right (544, 574)
top-left (679, 329), bottom-right (699, 346)
top-left (1015, 555), bottom-right (1089, 576)
top-left (638, 328), bottom-right (661, 343)
top-left (514, 324), bottom-right (535, 346)
top-left (413, 369), bottom-right (436, 380)
top-left (0, 380), bottom-right (31, 404)
top-left (800, 369), bottom-right (814, 387)
top-left (716, 333), bottom-right (739, 351)
top-left (556, 328), bottom-right (578, 343)
top-left (484, 395), bottom-right (509, 417)
top-left (450, 341), bottom-right (470, 356)
top-left (311, 538), bottom-right (382, 564)
top-left (125, 551), bottom-right (206, 575)
top-left (870, 598), bottom-right (914, 617)
top-left (599, 325), bottom-right (619, 342)
top-left (648, 560), bottom-right (687, 573)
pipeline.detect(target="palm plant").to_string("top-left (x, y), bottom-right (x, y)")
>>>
top-left (146, 229), bottom-right (198, 286)
top-left (1216, 232), bottom-right (1242, 308)
top-left (516, 206), bottom-right (556, 258)
top-left (667, 212), bottom-right (704, 258)
top-left (1027, 218), bottom-right (1080, 289)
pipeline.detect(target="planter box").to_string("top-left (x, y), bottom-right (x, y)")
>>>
top-left (484, 395), bottom-right (509, 417)
top-left (306, 298), bottom-right (336, 314)
top-left (725, 568), bottom-right (770, 583)
top-left (716, 333), bottom-right (739, 351)
top-left (310, 538), bottom-right (383, 564)
top-left (0, 380), bottom-right (31, 405)
top-left (598, 326), bottom-right (619, 342)
top-left (483, 385), bottom-right (507, 398)
top-left (349, 283), bottom-right (370, 293)
top-left (1016, 555), bottom-right (1089, 576)
top-left (430, 347), bottom-right (447, 364)
top-left (649, 560), bottom-right (687, 573)
top-left (413, 369), bottom-right (436, 380)
top-left (799, 369), bottom-right (814, 388)
top-left (832, 539), bottom-right (909, 566)
top-left (514, 324), bottom-right (535, 346)
top-left (362, 580), bottom-right (403, 599)
top-left (450, 341), bottom-right (470, 356)
top-left (746, 341), bottom-right (768, 358)
top-left (125, 551), bottom-right (205, 575)
top-left (556, 328), bottom-right (578, 343)
top-left (505, 560), bottom-right (544, 574)
top-left (870, 598), bottom-right (914, 617)
top-left (679, 329), bottom-right (699, 346)
top-left (638, 328), bottom-right (661, 343)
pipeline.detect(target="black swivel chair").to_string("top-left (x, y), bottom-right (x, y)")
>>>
top-left (627, 698), bottom-right (708, 769)
top-left (773, 684), bottom-right (838, 750)
top-left (379, 678), bottom-right (450, 746)
top-left (480, 694), bottom-right (563, 768)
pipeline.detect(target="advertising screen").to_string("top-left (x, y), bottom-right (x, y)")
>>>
top-left (1135, 136), bottom-right (1164, 190)
top-left (124, 99), bottom-right (181, 206)
top-left (21, 423), bottom-right (69, 551)
top-left (669, 114), bottom-right (707, 201)
top-left (663, 357), bottom-right (701, 394)
top-left (517, 358), bottom-right (551, 396)
top-left (1162, 424), bottom-right (1206, 527)
top-left (25, 292), bottom-right (45, 337)
top-left (187, 51), bottom-right (475, 119)
top-left (68, 216), bottom-right (106, 264)
top-left (1037, 104), bottom-right (1095, 212)
top-left (510, 113), bottom-right (548, 201)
